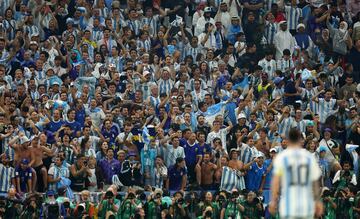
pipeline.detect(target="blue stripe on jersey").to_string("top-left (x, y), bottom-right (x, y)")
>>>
top-left (284, 157), bottom-right (290, 217)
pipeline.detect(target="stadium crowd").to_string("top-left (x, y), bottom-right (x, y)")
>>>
top-left (0, 0), bottom-right (360, 218)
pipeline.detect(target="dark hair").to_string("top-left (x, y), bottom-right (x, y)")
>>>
top-left (288, 128), bottom-right (302, 143)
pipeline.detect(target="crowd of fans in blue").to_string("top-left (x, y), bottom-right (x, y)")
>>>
top-left (0, 0), bottom-right (360, 218)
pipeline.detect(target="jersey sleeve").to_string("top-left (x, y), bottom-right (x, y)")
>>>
top-left (273, 154), bottom-right (284, 177)
top-left (310, 155), bottom-right (321, 181)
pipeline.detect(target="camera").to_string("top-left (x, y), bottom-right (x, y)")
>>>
top-left (48, 202), bottom-right (60, 218)
top-left (63, 201), bottom-right (70, 208)
top-left (205, 210), bottom-right (212, 217)
top-left (105, 191), bottom-right (114, 199)
top-left (322, 190), bottom-right (332, 198)
top-left (176, 198), bottom-right (184, 205)
top-left (231, 192), bottom-right (239, 199)
top-left (155, 193), bottom-right (162, 199)
top-left (127, 192), bottom-right (136, 200)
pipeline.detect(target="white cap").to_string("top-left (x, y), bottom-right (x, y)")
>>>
top-left (297, 23), bottom-right (305, 29)
top-left (204, 7), bottom-right (212, 13)
top-left (237, 113), bottom-right (246, 120)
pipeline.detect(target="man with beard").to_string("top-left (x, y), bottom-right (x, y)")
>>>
top-left (195, 152), bottom-right (217, 189)
top-left (274, 21), bottom-right (296, 60)
top-left (214, 2), bottom-right (231, 31)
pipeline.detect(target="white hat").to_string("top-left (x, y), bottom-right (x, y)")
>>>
top-left (30, 41), bottom-right (38, 45)
top-left (270, 148), bottom-right (277, 153)
top-left (204, 7), bottom-right (212, 13)
top-left (255, 152), bottom-right (264, 158)
top-left (143, 71), bottom-right (151, 77)
top-left (19, 136), bottom-right (30, 144)
top-left (297, 23), bottom-right (305, 29)
top-left (237, 113), bottom-right (246, 120)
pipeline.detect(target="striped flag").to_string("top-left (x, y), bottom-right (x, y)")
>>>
top-left (204, 102), bottom-right (225, 125)
top-left (142, 126), bottom-right (151, 147)
top-left (220, 166), bottom-right (246, 191)
top-left (232, 75), bottom-right (249, 96)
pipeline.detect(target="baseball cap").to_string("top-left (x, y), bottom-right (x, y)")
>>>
top-left (256, 152), bottom-right (264, 158)
top-left (20, 136), bottom-right (30, 144)
top-left (47, 190), bottom-right (55, 196)
top-left (21, 158), bottom-right (30, 165)
top-left (297, 23), bottom-right (305, 29)
top-left (143, 71), bottom-right (151, 77)
top-left (307, 121), bottom-right (315, 127)
top-left (237, 113), bottom-right (246, 120)
top-left (204, 7), bottom-right (212, 13)
top-left (66, 18), bottom-right (74, 24)
top-left (324, 128), bottom-right (332, 133)
top-left (319, 146), bottom-right (327, 152)
top-left (273, 77), bottom-right (284, 85)
top-left (270, 148), bottom-right (277, 153)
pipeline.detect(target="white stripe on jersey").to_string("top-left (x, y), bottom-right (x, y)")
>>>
top-left (278, 117), bottom-right (295, 136)
top-left (285, 6), bottom-right (302, 30)
top-left (273, 148), bottom-right (321, 218)
top-left (318, 98), bottom-right (337, 124)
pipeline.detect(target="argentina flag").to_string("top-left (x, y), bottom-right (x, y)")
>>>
top-left (142, 126), bottom-right (151, 147)
top-left (232, 75), bottom-right (249, 96)
top-left (220, 166), bottom-right (246, 191)
top-left (204, 102), bottom-right (225, 125)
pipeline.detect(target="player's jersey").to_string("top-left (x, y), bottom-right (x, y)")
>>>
top-left (273, 147), bottom-right (321, 218)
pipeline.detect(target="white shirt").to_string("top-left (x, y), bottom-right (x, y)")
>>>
top-left (206, 128), bottom-right (229, 151)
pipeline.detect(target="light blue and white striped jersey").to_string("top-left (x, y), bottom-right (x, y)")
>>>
top-left (107, 56), bottom-right (124, 73)
top-left (277, 58), bottom-right (294, 73)
top-left (126, 19), bottom-right (142, 36)
top-left (273, 148), bottom-right (321, 218)
top-left (35, 70), bottom-right (46, 84)
top-left (141, 81), bottom-right (156, 101)
top-left (142, 15), bottom-right (160, 37)
top-left (91, 28), bottom-right (104, 42)
top-left (294, 119), bottom-right (310, 133)
top-left (3, 19), bottom-right (16, 41)
top-left (317, 98), bottom-right (337, 124)
top-left (149, 95), bottom-right (161, 109)
top-left (137, 39), bottom-right (152, 53)
top-left (24, 24), bottom-right (40, 36)
top-left (278, 116), bottom-right (296, 136)
top-left (0, 164), bottom-right (15, 192)
top-left (285, 6), bottom-right (302, 31)
top-left (47, 164), bottom-right (70, 192)
top-left (0, 0), bottom-right (11, 16)
top-left (264, 21), bottom-right (277, 45)
top-left (258, 58), bottom-right (277, 80)
top-left (183, 43), bottom-right (203, 61)
top-left (157, 79), bottom-right (174, 96)
top-left (238, 144), bottom-right (258, 165)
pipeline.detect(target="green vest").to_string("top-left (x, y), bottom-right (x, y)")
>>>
top-left (98, 199), bottom-right (121, 219)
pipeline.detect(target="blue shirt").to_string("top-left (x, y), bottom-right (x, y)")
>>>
top-left (66, 120), bottom-right (82, 135)
top-left (75, 108), bottom-right (86, 127)
top-left (168, 166), bottom-right (187, 190)
top-left (263, 159), bottom-right (273, 190)
top-left (98, 158), bottom-right (120, 184)
top-left (197, 143), bottom-right (212, 156)
top-left (46, 120), bottom-right (64, 133)
top-left (15, 166), bottom-right (32, 192)
top-left (245, 162), bottom-right (266, 192)
top-left (183, 142), bottom-right (199, 166)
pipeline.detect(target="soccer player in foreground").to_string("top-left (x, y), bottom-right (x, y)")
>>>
top-left (269, 128), bottom-right (324, 218)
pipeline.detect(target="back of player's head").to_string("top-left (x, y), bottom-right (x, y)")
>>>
top-left (288, 128), bottom-right (302, 143)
